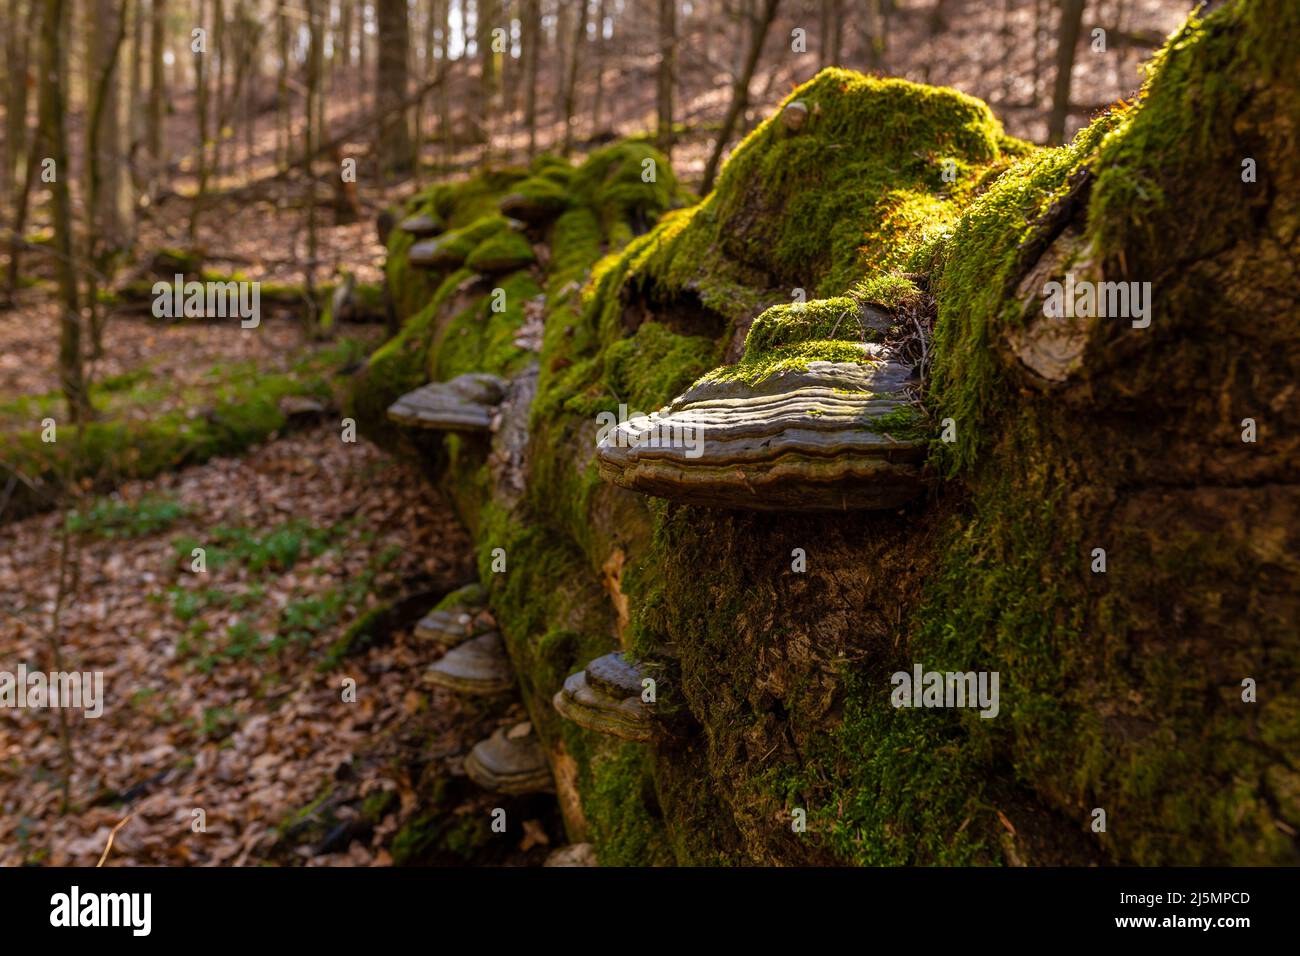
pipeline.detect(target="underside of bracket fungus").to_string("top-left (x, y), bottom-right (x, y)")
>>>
top-left (423, 631), bottom-right (515, 695)
top-left (397, 212), bottom-right (443, 237)
top-left (465, 722), bottom-right (555, 795)
top-left (552, 652), bottom-right (654, 742)
top-left (415, 584), bottom-right (494, 647)
top-left (596, 298), bottom-right (927, 511)
top-left (409, 215), bottom-right (509, 270)
top-left (387, 372), bottom-right (507, 431)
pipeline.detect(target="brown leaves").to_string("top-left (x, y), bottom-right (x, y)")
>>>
top-left (0, 425), bottom-right (476, 867)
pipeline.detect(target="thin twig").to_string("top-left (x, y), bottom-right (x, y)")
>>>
top-left (96, 813), bottom-right (134, 867)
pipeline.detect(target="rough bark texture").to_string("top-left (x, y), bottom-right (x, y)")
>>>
top-left (376, 0), bottom-right (414, 175)
top-left (355, 0), bottom-right (1299, 866)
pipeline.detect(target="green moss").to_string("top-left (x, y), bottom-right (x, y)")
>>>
top-left (925, 111), bottom-right (1123, 475)
top-left (464, 227), bottom-right (536, 274)
top-left (432, 269), bottom-right (542, 381)
top-left (742, 297), bottom-right (881, 358)
top-left (345, 268), bottom-right (473, 448)
top-left (617, 69), bottom-right (1007, 321)
top-left (2, 338), bottom-right (366, 520)
top-left (602, 321), bottom-right (720, 411)
top-left (499, 174), bottom-right (571, 219)
top-left (703, 339), bottom-right (879, 387)
top-left (851, 273), bottom-right (922, 310)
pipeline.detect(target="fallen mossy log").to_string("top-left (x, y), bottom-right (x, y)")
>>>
top-left (356, 0), bottom-right (1300, 867)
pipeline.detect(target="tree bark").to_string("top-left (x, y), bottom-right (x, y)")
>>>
top-left (655, 0), bottom-right (676, 155)
top-left (700, 0), bottom-right (779, 193)
top-left (591, 0), bottom-right (607, 131)
top-left (39, 0), bottom-right (87, 421)
top-left (523, 0), bottom-right (540, 157)
top-left (85, 0), bottom-right (130, 356)
top-left (1047, 0), bottom-right (1087, 145)
top-left (147, 0), bottom-right (166, 166)
top-left (190, 0), bottom-right (211, 241)
top-left (4, 0), bottom-right (34, 219)
top-left (560, 0), bottom-right (587, 156)
top-left (376, 0), bottom-right (414, 176)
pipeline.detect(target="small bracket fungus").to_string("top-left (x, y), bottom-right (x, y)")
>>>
top-left (552, 652), bottom-right (655, 742)
top-left (422, 631), bottom-right (515, 695)
top-left (397, 212), bottom-right (444, 237)
top-left (465, 722), bottom-right (555, 795)
top-left (387, 372), bottom-right (508, 432)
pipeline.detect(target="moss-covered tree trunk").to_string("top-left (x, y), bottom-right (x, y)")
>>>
top-left (360, 0), bottom-right (1298, 867)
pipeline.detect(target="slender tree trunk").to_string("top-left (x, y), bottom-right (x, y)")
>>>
top-left (591, 0), bottom-right (607, 131)
top-left (85, 0), bottom-right (130, 357)
top-left (440, 0), bottom-right (454, 166)
top-left (1031, 0), bottom-right (1046, 106)
top-left (523, 0), bottom-right (539, 157)
top-left (376, 0), bottom-right (414, 176)
top-left (656, 0), bottom-right (676, 156)
top-left (1048, 0), bottom-right (1086, 145)
top-left (147, 0), bottom-right (166, 166)
top-left (559, 0), bottom-right (587, 156)
top-left (87, 0), bottom-right (129, 254)
top-left (39, 0), bottom-right (87, 421)
top-left (129, 0), bottom-right (144, 153)
top-left (276, 1), bottom-right (288, 167)
top-left (212, 0), bottom-right (226, 181)
top-left (700, 0), bottom-right (779, 193)
top-left (4, 0), bottom-right (34, 219)
top-left (4, 0), bottom-right (42, 303)
top-left (191, 0), bottom-right (211, 241)
top-left (305, 0), bottom-right (322, 337)
top-left (340, 0), bottom-right (353, 68)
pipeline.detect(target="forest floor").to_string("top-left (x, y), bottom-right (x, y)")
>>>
top-left (0, 411), bottom-right (564, 867)
top-left (0, 169), bottom-right (567, 865)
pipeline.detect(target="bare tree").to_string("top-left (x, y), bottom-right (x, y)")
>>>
top-left (701, 0), bottom-right (779, 193)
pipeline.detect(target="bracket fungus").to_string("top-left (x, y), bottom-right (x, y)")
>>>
top-left (422, 631), bottom-right (516, 696)
top-left (464, 228), bottom-right (537, 276)
top-left (415, 601), bottom-right (494, 647)
top-left (552, 652), bottom-right (654, 742)
top-left (596, 299), bottom-right (926, 511)
top-left (387, 372), bottom-right (507, 432)
top-left (397, 212), bottom-right (444, 237)
top-left (498, 176), bottom-right (570, 225)
top-left (465, 722), bottom-right (555, 795)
